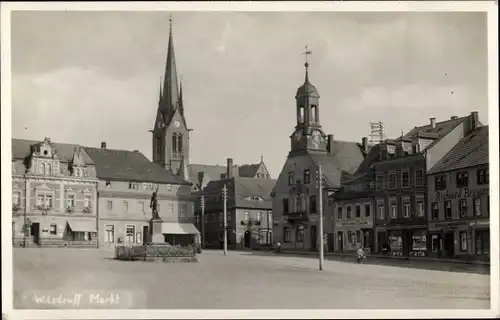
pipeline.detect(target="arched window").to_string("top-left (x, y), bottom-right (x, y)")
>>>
top-left (178, 133), bottom-right (183, 153)
top-left (39, 162), bottom-right (44, 174)
top-left (172, 133), bottom-right (178, 157)
top-left (311, 105), bottom-right (317, 122)
top-left (298, 106), bottom-right (305, 123)
top-left (46, 163), bottom-right (52, 175)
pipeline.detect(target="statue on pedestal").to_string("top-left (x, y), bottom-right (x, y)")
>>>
top-left (150, 185), bottom-right (160, 220)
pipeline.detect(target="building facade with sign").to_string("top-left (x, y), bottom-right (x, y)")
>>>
top-left (193, 160), bottom-right (276, 250)
top-left (372, 112), bottom-right (483, 257)
top-left (426, 125), bottom-right (489, 260)
top-left (12, 138), bottom-right (99, 248)
top-left (271, 60), bottom-right (365, 252)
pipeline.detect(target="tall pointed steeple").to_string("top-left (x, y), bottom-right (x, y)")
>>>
top-left (161, 15), bottom-right (179, 111)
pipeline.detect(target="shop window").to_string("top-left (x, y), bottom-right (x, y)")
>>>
top-left (459, 231), bottom-right (467, 252)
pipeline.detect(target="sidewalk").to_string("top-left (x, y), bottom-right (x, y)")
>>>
top-left (261, 249), bottom-right (490, 266)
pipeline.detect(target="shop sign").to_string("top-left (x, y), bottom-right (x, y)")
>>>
top-left (389, 235), bottom-right (403, 251)
top-left (411, 234), bottom-right (427, 251)
top-left (435, 187), bottom-right (489, 202)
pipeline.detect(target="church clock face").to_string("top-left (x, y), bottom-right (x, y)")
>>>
top-left (173, 120), bottom-right (181, 128)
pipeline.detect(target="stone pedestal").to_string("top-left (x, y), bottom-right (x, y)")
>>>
top-left (150, 218), bottom-right (164, 244)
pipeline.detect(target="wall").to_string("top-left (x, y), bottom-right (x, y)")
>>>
top-left (333, 198), bottom-right (373, 252)
top-left (426, 120), bottom-right (467, 172)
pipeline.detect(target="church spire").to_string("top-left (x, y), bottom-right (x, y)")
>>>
top-left (303, 45), bottom-right (312, 83)
top-left (178, 155), bottom-right (190, 181)
top-left (161, 14), bottom-right (179, 111)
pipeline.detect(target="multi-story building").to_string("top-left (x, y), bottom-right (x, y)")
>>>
top-left (426, 125), bottom-right (489, 260)
top-left (271, 59), bottom-right (365, 252)
top-left (84, 143), bottom-right (195, 248)
top-left (372, 112), bottom-right (483, 256)
top-left (12, 138), bottom-right (99, 248)
top-left (194, 159), bottom-right (276, 249)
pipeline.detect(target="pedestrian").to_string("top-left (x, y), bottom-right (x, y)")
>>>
top-left (356, 246), bottom-right (366, 263)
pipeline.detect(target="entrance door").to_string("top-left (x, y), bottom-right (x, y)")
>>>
top-left (337, 231), bottom-right (344, 252)
top-left (310, 226), bottom-right (317, 251)
top-left (364, 230), bottom-right (373, 252)
top-left (142, 226), bottom-right (149, 244)
top-left (244, 230), bottom-right (251, 248)
top-left (31, 223), bottom-right (40, 245)
top-left (444, 233), bottom-right (454, 257)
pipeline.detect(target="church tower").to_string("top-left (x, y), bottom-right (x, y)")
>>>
top-left (289, 47), bottom-right (328, 156)
top-left (151, 17), bottom-right (190, 175)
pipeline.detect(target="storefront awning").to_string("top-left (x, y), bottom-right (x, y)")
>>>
top-left (161, 222), bottom-right (200, 235)
top-left (67, 220), bottom-right (96, 233)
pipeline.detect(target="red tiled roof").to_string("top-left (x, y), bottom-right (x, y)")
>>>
top-left (427, 126), bottom-right (489, 174)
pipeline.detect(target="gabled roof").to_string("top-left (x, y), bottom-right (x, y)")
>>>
top-left (427, 126), bottom-right (489, 174)
top-left (237, 164), bottom-right (260, 177)
top-left (309, 140), bottom-right (365, 189)
top-left (12, 138), bottom-right (94, 164)
top-left (189, 161), bottom-right (267, 189)
top-left (84, 147), bottom-right (187, 184)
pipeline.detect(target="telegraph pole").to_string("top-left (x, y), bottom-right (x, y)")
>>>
top-left (201, 195), bottom-right (205, 249)
top-left (317, 165), bottom-right (324, 271)
top-left (222, 184), bottom-right (228, 256)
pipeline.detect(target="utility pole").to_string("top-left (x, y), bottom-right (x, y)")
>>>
top-left (201, 195), bottom-right (205, 249)
top-left (316, 165), bottom-right (324, 271)
top-left (222, 184), bottom-right (228, 256)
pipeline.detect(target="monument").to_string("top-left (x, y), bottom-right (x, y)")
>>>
top-left (149, 186), bottom-right (164, 244)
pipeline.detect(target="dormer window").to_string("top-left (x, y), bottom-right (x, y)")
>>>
top-left (106, 181), bottom-right (112, 188)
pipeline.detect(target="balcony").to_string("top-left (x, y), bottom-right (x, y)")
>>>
top-left (284, 211), bottom-right (308, 222)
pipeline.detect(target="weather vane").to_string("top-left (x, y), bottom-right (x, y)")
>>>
top-left (303, 45), bottom-right (312, 64)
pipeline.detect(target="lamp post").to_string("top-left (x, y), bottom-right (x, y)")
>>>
top-left (222, 184), bottom-right (228, 256)
top-left (316, 164), bottom-right (324, 271)
top-left (201, 195), bottom-right (205, 249)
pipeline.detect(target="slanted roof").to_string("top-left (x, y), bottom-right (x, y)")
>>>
top-left (309, 140), bottom-right (365, 189)
top-left (189, 164), bottom-right (231, 189)
top-left (233, 177), bottom-right (276, 209)
top-left (404, 117), bottom-right (467, 142)
top-left (12, 138), bottom-right (95, 164)
top-left (238, 164), bottom-right (260, 177)
top-left (427, 126), bottom-right (489, 174)
top-left (84, 147), bottom-right (187, 184)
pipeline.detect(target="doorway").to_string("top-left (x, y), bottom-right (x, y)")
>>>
top-left (310, 226), bottom-right (317, 251)
top-left (363, 230), bottom-right (373, 252)
top-left (31, 222), bottom-right (40, 245)
top-left (443, 232), bottom-right (454, 257)
top-left (142, 226), bottom-right (149, 244)
top-left (337, 231), bottom-right (344, 252)
top-left (244, 230), bottom-right (251, 248)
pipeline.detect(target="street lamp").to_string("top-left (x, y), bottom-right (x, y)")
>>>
top-left (200, 195), bottom-right (205, 249)
top-left (316, 165), bottom-right (324, 271)
top-left (222, 184), bottom-right (228, 256)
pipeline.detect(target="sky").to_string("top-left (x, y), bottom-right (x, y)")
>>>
top-left (10, 11), bottom-right (489, 178)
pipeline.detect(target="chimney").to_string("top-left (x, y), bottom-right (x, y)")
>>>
top-left (327, 134), bottom-right (334, 153)
top-left (226, 158), bottom-right (233, 179)
top-left (429, 117), bottom-right (436, 128)
top-left (470, 111), bottom-right (479, 131)
top-left (450, 116), bottom-right (458, 120)
top-left (361, 137), bottom-right (369, 153)
top-left (101, 142), bottom-right (107, 149)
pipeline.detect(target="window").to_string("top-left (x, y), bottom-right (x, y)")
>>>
top-left (105, 225), bottom-right (114, 243)
top-left (139, 201), bottom-right (145, 213)
top-left (456, 172), bottom-right (469, 188)
top-left (107, 200), bottom-right (113, 211)
top-left (477, 168), bottom-right (488, 185)
top-left (415, 169), bottom-right (424, 186)
top-left (105, 181), bottom-right (111, 188)
top-left (177, 133), bottom-right (183, 153)
top-left (431, 203), bottom-right (439, 220)
top-left (244, 211), bottom-right (249, 221)
top-left (67, 194), bottom-right (75, 208)
top-left (181, 203), bottom-right (187, 214)
top-left (168, 203), bottom-right (174, 213)
top-left (309, 196), bottom-right (317, 214)
top-left (268, 212), bottom-right (273, 225)
top-left (356, 231), bottom-right (361, 244)
top-left (257, 212), bottom-right (262, 221)
top-left (284, 227), bottom-right (291, 242)
top-left (459, 199), bottom-right (467, 218)
top-left (126, 226), bottom-right (135, 243)
top-left (364, 204), bottom-right (370, 217)
top-left (37, 194), bottom-right (44, 206)
top-left (403, 202), bottom-right (410, 218)
top-left (435, 175), bottom-right (446, 191)
top-left (378, 204), bottom-right (385, 219)
top-left (218, 212), bottom-right (223, 222)
top-left (84, 196), bottom-right (91, 209)
top-left (122, 201), bottom-right (129, 212)
top-left (13, 191), bottom-right (21, 206)
top-left (346, 206), bottom-right (352, 219)
top-left (355, 205), bottom-right (361, 218)
top-left (303, 170), bottom-right (311, 184)
top-left (50, 224), bottom-right (57, 235)
top-left (288, 172), bottom-right (294, 185)
top-left (431, 234), bottom-right (439, 252)
top-left (282, 198), bottom-right (289, 214)
top-left (337, 206), bottom-right (343, 219)
top-left (444, 201), bottom-right (452, 219)
top-left (376, 176), bottom-right (384, 190)
top-left (416, 201), bottom-right (424, 217)
top-left (460, 231), bottom-right (467, 252)
top-left (391, 202), bottom-right (397, 219)
top-left (296, 226), bottom-right (304, 242)
top-left (172, 133), bottom-right (178, 157)
top-left (45, 195), bottom-right (53, 207)
top-left (473, 198), bottom-right (481, 216)
top-left (389, 174), bottom-right (397, 189)
top-left (401, 171), bottom-right (410, 188)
